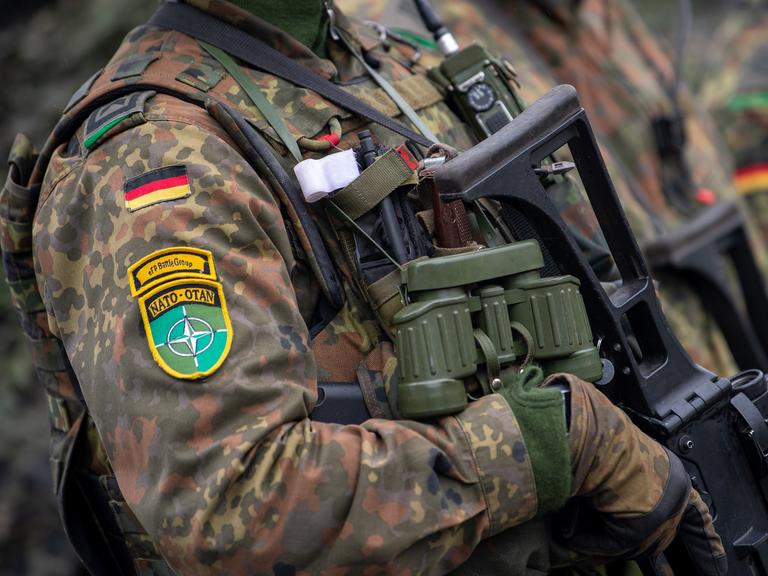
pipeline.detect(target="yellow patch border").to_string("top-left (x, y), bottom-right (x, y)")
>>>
top-left (138, 277), bottom-right (233, 380)
top-left (128, 247), bottom-right (217, 296)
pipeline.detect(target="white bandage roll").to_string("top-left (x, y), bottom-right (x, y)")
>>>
top-left (293, 149), bottom-right (360, 203)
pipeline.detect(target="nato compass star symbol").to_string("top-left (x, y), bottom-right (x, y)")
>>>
top-left (165, 307), bottom-right (215, 367)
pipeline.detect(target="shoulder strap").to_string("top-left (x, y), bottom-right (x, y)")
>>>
top-left (146, 2), bottom-right (432, 148)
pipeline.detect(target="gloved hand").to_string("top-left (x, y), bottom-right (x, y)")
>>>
top-left (549, 373), bottom-right (727, 575)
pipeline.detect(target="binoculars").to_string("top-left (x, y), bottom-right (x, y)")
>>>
top-left (393, 239), bottom-right (602, 419)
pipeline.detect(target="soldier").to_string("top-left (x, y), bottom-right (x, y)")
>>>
top-left (701, 0), bottom-right (768, 247)
top-left (2, 0), bottom-right (725, 574)
top-left (502, 0), bottom-right (768, 375)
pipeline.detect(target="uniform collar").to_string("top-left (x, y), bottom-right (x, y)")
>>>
top-left (180, 0), bottom-right (347, 79)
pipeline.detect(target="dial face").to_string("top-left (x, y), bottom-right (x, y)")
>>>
top-left (467, 82), bottom-right (496, 112)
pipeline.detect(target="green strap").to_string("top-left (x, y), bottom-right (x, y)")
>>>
top-left (474, 328), bottom-right (501, 394)
top-left (333, 149), bottom-right (416, 220)
top-left (337, 31), bottom-right (439, 144)
top-left (199, 41), bottom-right (304, 163)
top-left (83, 116), bottom-right (132, 150)
top-left (726, 92), bottom-right (768, 112)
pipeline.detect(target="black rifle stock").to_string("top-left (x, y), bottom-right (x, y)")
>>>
top-left (644, 200), bottom-right (768, 371)
top-left (435, 84), bottom-right (768, 575)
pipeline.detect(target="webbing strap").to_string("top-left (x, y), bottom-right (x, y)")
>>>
top-left (199, 41), bottom-right (304, 163)
top-left (333, 149), bottom-right (416, 219)
top-left (336, 29), bottom-right (438, 144)
top-left (148, 2), bottom-right (431, 148)
top-left (474, 329), bottom-right (500, 393)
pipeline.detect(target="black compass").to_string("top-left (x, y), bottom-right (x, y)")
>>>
top-left (466, 82), bottom-right (496, 112)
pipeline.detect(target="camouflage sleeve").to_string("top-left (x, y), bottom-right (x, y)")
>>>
top-left (34, 110), bottom-right (544, 574)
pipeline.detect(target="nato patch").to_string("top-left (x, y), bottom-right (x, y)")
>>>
top-left (138, 278), bottom-right (232, 379)
top-left (128, 246), bottom-right (217, 296)
top-left (123, 165), bottom-right (192, 212)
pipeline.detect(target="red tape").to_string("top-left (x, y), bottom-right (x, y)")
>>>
top-left (396, 144), bottom-right (419, 170)
top-left (317, 132), bottom-right (341, 146)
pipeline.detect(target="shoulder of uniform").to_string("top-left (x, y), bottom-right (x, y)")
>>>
top-left (66, 28), bottom-right (231, 152)
top-left (79, 88), bottom-right (229, 154)
top-left (81, 90), bottom-right (157, 151)
top-left (76, 102), bottom-right (248, 215)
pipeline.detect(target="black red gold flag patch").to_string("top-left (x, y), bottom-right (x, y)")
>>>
top-left (123, 165), bottom-right (192, 212)
top-left (734, 163), bottom-right (768, 196)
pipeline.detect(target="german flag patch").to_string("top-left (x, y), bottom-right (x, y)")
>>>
top-left (124, 165), bottom-right (192, 212)
top-left (734, 163), bottom-right (768, 197)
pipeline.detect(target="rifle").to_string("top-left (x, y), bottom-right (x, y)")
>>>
top-left (434, 84), bottom-right (768, 575)
top-left (411, 0), bottom-right (768, 374)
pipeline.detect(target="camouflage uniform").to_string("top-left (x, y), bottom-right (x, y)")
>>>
top-left (8, 0), bottom-right (719, 573)
top-left (701, 0), bottom-right (768, 248)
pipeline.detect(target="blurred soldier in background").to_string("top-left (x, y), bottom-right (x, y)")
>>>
top-left (702, 0), bottom-right (768, 246)
top-left (506, 0), bottom-right (768, 373)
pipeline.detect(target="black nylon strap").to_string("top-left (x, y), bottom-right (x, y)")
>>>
top-left (148, 2), bottom-right (432, 147)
